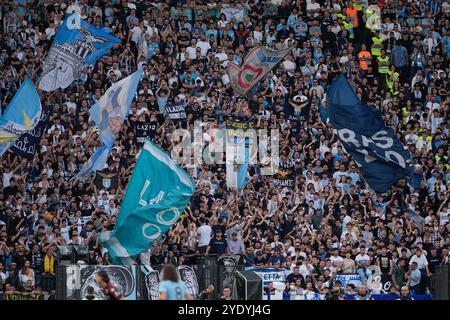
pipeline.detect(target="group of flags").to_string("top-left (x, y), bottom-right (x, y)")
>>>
top-left (0, 12), bottom-right (195, 265)
top-left (0, 13), bottom-right (423, 265)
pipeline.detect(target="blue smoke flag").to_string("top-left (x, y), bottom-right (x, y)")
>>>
top-left (99, 139), bottom-right (195, 265)
top-left (39, 13), bottom-right (120, 92)
top-left (90, 68), bottom-right (143, 148)
top-left (327, 75), bottom-right (419, 193)
top-left (0, 78), bottom-right (42, 156)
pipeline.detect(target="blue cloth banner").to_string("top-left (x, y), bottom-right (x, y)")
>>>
top-left (99, 139), bottom-right (195, 265)
top-left (326, 74), bottom-right (418, 193)
top-left (74, 144), bottom-right (111, 181)
top-left (10, 106), bottom-right (51, 159)
top-left (0, 78), bottom-right (42, 156)
top-left (74, 68), bottom-right (143, 181)
top-left (90, 68), bottom-right (143, 148)
top-left (39, 13), bottom-right (120, 92)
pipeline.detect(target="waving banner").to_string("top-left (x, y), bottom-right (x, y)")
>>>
top-left (90, 68), bottom-right (143, 148)
top-left (99, 139), bottom-right (195, 265)
top-left (73, 68), bottom-right (143, 181)
top-left (228, 46), bottom-right (292, 96)
top-left (327, 75), bottom-right (420, 193)
top-left (0, 78), bottom-right (42, 156)
top-left (39, 13), bottom-right (120, 92)
top-left (11, 106), bottom-right (51, 159)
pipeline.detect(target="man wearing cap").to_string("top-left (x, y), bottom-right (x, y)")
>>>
top-left (205, 229), bottom-right (227, 257)
top-left (286, 266), bottom-right (304, 287)
top-left (227, 232), bottom-right (245, 255)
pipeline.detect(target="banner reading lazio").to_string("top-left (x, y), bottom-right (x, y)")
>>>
top-left (134, 121), bottom-right (157, 146)
top-left (99, 139), bottom-right (195, 265)
top-left (39, 13), bottom-right (120, 92)
top-left (164, 101), bottom-right (187, 120)
top-left (228, 46), bottom-right (292, 96)
top-left (0, 78), bottom-right (42, 156)
top-left (326, 75), bottom-right (418, 193)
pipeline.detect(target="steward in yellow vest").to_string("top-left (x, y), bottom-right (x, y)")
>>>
top-left (386, 66), bottom-right (400, 94)
top-left (377, 51), bottom-right (390, 74)
top-left (371, 31), bottom-right (383, 56)
top-left (337, 13), bottom-right (355, 40)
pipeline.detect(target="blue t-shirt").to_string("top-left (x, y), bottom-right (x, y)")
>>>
top-left (159, 280), bottom-right (188, 300)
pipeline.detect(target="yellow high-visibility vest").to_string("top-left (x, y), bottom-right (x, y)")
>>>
top-left (371, 37), bottom-right (383, 56)
top-left (377, 56), bottom-right (390, 74)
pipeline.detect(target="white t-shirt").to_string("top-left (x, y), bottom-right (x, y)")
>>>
top-left (341, 230), bottom-right (357, 241)
top-left (439, 210), bottom-right (450, 225)
top-left (355, 253), bottom-right (371, 267)
top-left (214, 52), bottom-right (228, 67)
top-left (299, 264), bottom-right (313, 278)
top-left (61, 226), bottom-right (71, 244)
top-left (306, 2), bottom-right (321, 17)
top-left (2, 172), bottom-right (14, 188)
top-left (330, 255), bottom-right (343, 267)
top-left (197, 225), bottom-right (212, 247)
top-left (186, 45), bottom-right (197, 59)
top-left (131, 26), bottom-right (143, 44)
top-left (283, 60), bottom-right (296, 72)
top-left (196, 41), bottom-right (211, 56)
top-left (409, 254), bottom-right (428, 270)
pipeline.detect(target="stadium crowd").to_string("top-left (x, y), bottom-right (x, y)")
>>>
top-left (0, 0), bottom-right (449, 300)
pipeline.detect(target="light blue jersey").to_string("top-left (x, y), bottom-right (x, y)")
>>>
top-left (159, 280), bottom-right (188, 300)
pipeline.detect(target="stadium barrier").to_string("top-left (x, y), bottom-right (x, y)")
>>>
top-left (55, 255), bottom-right (262, 300)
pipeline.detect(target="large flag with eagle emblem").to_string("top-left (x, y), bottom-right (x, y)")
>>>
top-left (39, 13), bottom-right (120, 92)
top-left (228, 46), bottom-right (292, 96)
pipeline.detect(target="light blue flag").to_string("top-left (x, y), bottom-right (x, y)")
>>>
top-left (237, 144), bottom-right (250, 190)
top-left (73, 144), bottom-right (111, 181)
top-left (99, 140), bottom-right (195, 265)
top-left (73, 68), bottom-right (143, 181)
top-left (0, 78), bottom-right (42, 156)
top-left (39, 13), bottom-right (120, 92)
top-left (90, 68), bottom-right (143, 148)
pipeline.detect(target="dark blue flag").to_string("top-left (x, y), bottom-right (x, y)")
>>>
top-left (10, 106), bottom-right (51, 159)
top-left (327, 75), bottom-right (419, 193)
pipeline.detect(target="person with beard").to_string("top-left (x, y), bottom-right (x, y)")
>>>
top-left (397, 285), bottom-right (414, 300)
